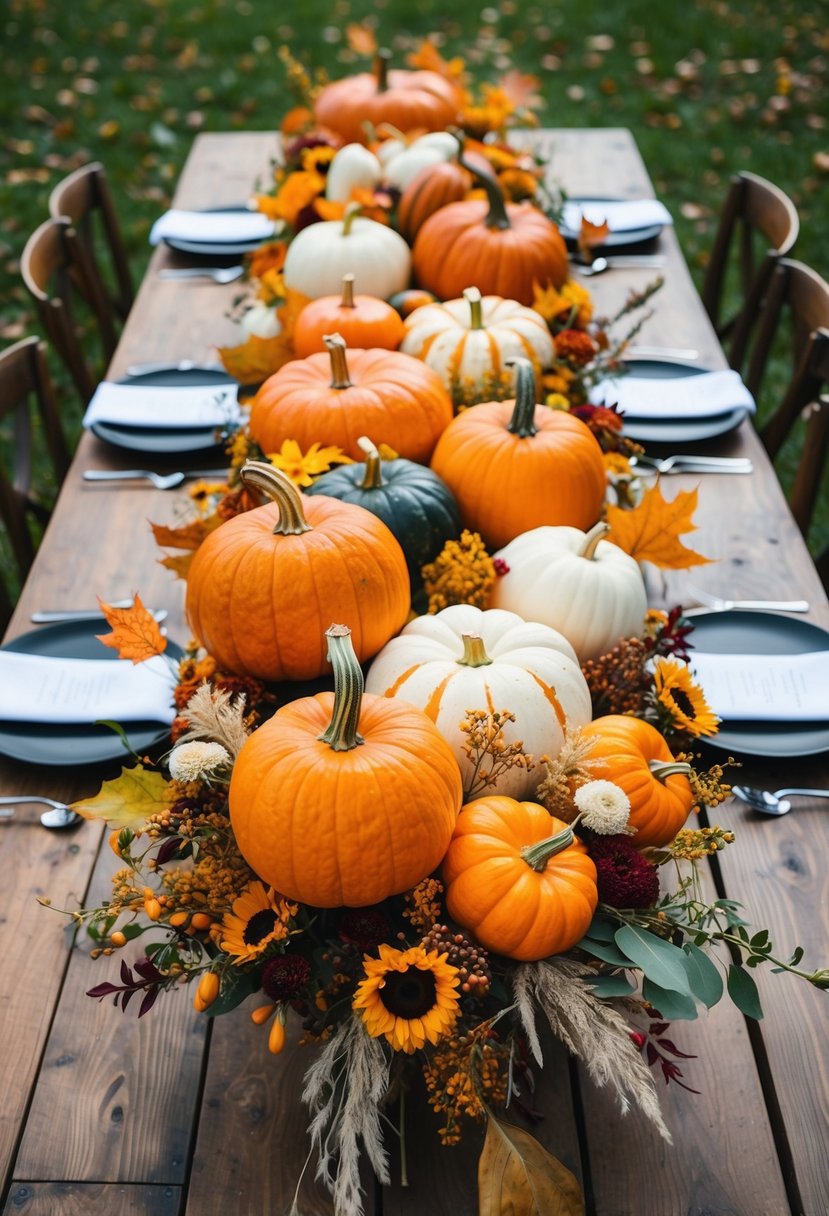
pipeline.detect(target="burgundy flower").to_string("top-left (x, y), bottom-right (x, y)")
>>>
top-left (338, 908), bottom-right (391, 952)
top-left (588, 835), bottom-right (660, 908)
top-left (261, 955), bottom-right (311, 1001)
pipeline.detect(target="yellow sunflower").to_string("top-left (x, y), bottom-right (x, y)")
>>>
top-left (220, 881), bottom-right (297, 965)
top-left (653, 657), bottom-right (719, 738)
top-left (267, 438), bottom-right (353, 488)
top-left (353, 945), bottom-right (461, 1054)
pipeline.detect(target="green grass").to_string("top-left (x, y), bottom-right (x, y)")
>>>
top-left (2, 0), bottom-right (828, 601)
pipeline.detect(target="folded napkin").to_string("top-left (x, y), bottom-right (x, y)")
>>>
top-left (589, 369), bottom-right (756, 421)
top-left (561, 199), bottom-right (673, 235)
top-left (149, 208), bottom-right (276, 246)
top-left (691, 650), bottom-right (829, 722)
top-left (83, 382), bottom-right (241, 430)
top-left (0, 652), bottom-right (176, 725)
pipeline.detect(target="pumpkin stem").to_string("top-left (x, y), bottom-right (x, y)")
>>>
top-left (505, 358), bottom-right (539, 439)
top-left (318, 625), bottom-right (366, 752)
top-left (239, 461), bottom-right (313, 536)
top-left (375, 121), bottom-right (408, 145)
top-left (323, 333), bottom-right (354, 389)
top-left (357, 435), bottom-right (384, 489)
top-left (457, 633), bottom-right (492, 667)
top-left (578, 521), bottom-right (611, 560)
top-left (648, 759), bottom-right (693, 781)
top-left (464, 286), bottom-right (484, 331)
top-left (520, 824), bottom-right (576, 871)
top-left (340, 274), bottom-right (356, 309)
top-left (341, 203), bottom-right (362, 238)
top-left (456, 145), bottom-right (511, 231)
top-left (374, 48), bottom-right (392, 93)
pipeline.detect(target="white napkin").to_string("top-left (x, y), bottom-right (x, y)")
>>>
top-left (0, 653), bottom-right (176, 725)
top-left (83, 382), bottom-right (241, 430)
top-left (589, 369), bottom-right (756, 421)
top-left (149, 209), bottom-right (276, 246)
top-left (691, 651), bottom-right (829, 722)
top-left (561, 199), bottom-right (673, 235)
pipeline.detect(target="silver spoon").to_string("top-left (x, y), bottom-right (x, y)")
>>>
top-left (83, 469), bottom-right (229, 490)
top-left (158, 265), bottom-right (244, 284)
top-left (731, 786), bottom-right (829, 817)
top-left (575, 255), bottom-right (666, 277)
top-left (0, 796), bottom-right (81, 829)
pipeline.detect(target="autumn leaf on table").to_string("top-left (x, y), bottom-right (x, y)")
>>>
top-left (151, 515), bottom-right (223, 579)
top-left (96, 594), bottom-right (167, 663)
top-left (71, 764), bottom-right (172, 829)
top-left (578, 216), bottom-right (610, 256)
top-left (216, 332), bottom-right (295, 385)
top-left (478, 1114), bottom-right (585, 1216)
top-left (605, 483), bottom-right (713, 569)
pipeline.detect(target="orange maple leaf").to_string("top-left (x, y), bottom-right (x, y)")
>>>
top-left (96, 594), bottom-right (168, 664)
top-left (151, 517), bottom-right (221, 552)
top-left (346, 23), bottom-right (377, 56)
top-left (578, 217), bottom-right (610, 255)
top-left (216, 332), bottom-right (295, 386)
top-left (605, 483), bottom-right (713, 569)
top-left (159, 552), bottom-right (199, 580)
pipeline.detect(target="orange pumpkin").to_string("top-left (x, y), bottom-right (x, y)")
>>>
top-left (249, 334), bottom-right (453, 463)
top-left (580, 715), bottom-right (695, 848)
top-left (412, 170), bottom-right (568, 306)
top-left (293, 275), bottom-right (405, 357)
top-left (313, 50), bottom-right (463, 145)
top-left (396, 149), bottom-right (492, 243)
top-left (442, 796), bottom-right (598, 961)
top-left (185, 462), bottom-right (410, 681)
top-left (429, 357), bottom-right (607, 549)
top-left (229, 625), bottom-right (463, 907)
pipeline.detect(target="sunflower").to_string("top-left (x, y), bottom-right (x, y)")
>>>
top-left (220, 881), bottom-right (297, 965)
top-left (653, 657), bottom-right (719, 738)
top-left (353, 945), bottom-right (461, 1054)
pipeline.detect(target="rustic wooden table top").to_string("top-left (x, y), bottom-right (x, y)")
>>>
top-left (1, 129), bottom-right (827, 1216)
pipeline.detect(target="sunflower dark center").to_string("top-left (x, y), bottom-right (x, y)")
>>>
top-left (669, 687), bottom-right (697, 718)
top-left (380, 968), bottom-right (437, 1018)
top-left (244, 908), bottom-right (278, 946)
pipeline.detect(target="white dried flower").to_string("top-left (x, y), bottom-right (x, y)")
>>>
top-left (573, 779), bottom-right (631, 834)
top-left (168, 741), bottom-right (231, 783)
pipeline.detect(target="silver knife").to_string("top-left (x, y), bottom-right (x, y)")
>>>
top-left (31, 607), bottom-right (169, 624)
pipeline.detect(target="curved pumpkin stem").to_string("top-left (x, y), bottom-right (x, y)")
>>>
top-left (648, 759), bottom-right (693, 782)
top-left (578, 521), bottom-right (610, 560)
top-left (340, 274), bottom-right (356, 309)
top-left (357, 435), bottom-right (384, 489)
top-left (374, 48), bottom-right (392, 93)
top-left (505, 358), bottom-right (538, 439)
top-left (520, 824), bottom-right (576, 871)
top-left (318, 624), bottom-right (366, 751)
top-left (239, 461), bottom-right (313, 536)
top-left (456, 141), bottom-right (510, 231)
top-left (341, 203), bottom-right (362, 237)
top-left (464, 286), bottom-right (484, 331)
top-left (322, 333), bottom-right (354, 389)
top-left (457, 633), bottom-right (492, 667)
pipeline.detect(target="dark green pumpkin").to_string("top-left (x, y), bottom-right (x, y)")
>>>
top-left (305, 438), bottom-right (461, 602)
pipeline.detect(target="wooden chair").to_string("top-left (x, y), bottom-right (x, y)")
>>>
top-left (701, 171), bottom-right (799, 370)
top-left (49, 161), bottom-right (135, 324)
top-left (0, 336), bottom-right (70, 582)
top-left (20, 216), bottom-right (115, 403)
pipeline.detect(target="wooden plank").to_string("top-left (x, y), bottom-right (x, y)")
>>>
top-left (3, 1182), bottom-right (180, 1215)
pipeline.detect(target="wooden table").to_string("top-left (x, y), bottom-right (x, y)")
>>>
top-left (1, 130), bottom-right (827, 1216)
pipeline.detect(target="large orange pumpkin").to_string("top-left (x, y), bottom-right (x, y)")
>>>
top-left (185, 462), bottom-right (410, 681)
top-left (442, 796), bottom-right (598, 961)
top-left (412, 170), bottom-right (568, 306)
top-left (229, 625), bottom-right (463, 908)
top-left (313, 50), bottom-right (463, 145)
top-left (249, 335), bottom-right (453, 463)
top-left (292, 275), bottom-right (405, 357)
top-left (429, 357), bottom-right (607, 549)
top-left (580, 715), bottom-right (695, 848)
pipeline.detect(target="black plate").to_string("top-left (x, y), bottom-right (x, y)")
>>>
top-left (690, 611), bottom-right (829, 758)
top-left (609, 358), bottom-right (749, 445)
top-left (560, 195), bottom-right (664, 249)
top-left (91, 366), bottom-right (237, 455)
top-left (0, 621), bottom-right (182, 767)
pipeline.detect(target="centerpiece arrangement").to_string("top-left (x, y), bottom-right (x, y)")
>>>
top-left (51, 33), bottom-right (827, 1216)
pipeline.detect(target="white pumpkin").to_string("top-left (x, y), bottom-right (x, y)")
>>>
top-left (238, 300), bottom-right (281, 340)
top-left (379, 131), bottom-right (458, 191)
top-left (400, 287), bottom-right (554, 401)
top-left (325, 143), bottom-right (382, 202)
top-left (365, 603), bottom-right (592, 798)
top-left (283, 210), bottom-right (411, 300)
top-left (491, 522), bottom-right (648, 662)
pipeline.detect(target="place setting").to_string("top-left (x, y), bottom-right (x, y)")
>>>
top-left (149, 205), bottom-right (278, 260)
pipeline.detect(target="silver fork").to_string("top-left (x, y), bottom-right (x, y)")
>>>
top-left (83, 468), bottom-right (229, 490)
top-left (631, 454), bottom-right (754, 474)
top-left (685, 586), bottom-right (810, 613)
top-left (158, 265), bottom-right (244, 284)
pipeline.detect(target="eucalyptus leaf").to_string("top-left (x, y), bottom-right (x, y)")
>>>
top-left (681, 942), bottom-right (724, 1008)
top-left (615, 925), bottom-right (692, 995)
top-left (727, 964), bottom-right (764, 1020)
top-left (582, 973), bottom-right (636, 998)
top-left (581, 915), bottom-right (618, 943)
top-left (575, 937), bottom-right (631, 968)
top-left (642, 977), bottom-right (699, 1021)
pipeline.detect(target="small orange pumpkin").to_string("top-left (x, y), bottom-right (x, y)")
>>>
top-left (442, 796), bottom-right (598, 961)
top-left (429, 357), bottom-right (607, 549)
top-left (396, 148), bottom-right (492, 243)
top-left (580, 715), bottom-right (695, 848)
top-left (293, 275), bottom-right (405, 357)
top-left (185, 462), bottom-right (410, 681)
top-left (249, 334), bottom-right (453, 463)
top-left (229, 625), bottom-right (463, 908)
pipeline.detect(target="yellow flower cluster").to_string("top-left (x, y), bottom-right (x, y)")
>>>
top-left (403, 877), bottom-right (445, 935)
top-left (459, 708), bottom-right (534, 800)
top-left (159, 849), bottom-right (254, 917)
top-left (667, 825), bottom-right (736, 860)
top-left (423, 1023), bottom-right (510, 1145)
top-left (422, 530), bottom-right (495, 614)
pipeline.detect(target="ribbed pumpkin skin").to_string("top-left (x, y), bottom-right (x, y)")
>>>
top-left (185, 495), bottom-right (410, 681)
top-left (442, 798), bottom-right (598, 961)
top-left (412, 200), bottom-right (568, 305)
top-left (229, 693), bottom-right (463, 907)
top-left (305, 459), bottom-right (461, 591)
top-left (314, 70), bottom-right (462, 144)
top-left (429, 400), bottom-right (606, 550)
top-left (249, 349), bottom-right (453, 463)
top-left (293, 295), bottom-right (405, 357)
top-left (397, 160), bottom-right (471, 242)
top-left (580, 716), bottom-right (695, 848)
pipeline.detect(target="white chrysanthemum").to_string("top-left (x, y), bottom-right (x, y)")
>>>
top-left (168, 741), bottom-right (231, 782)
top-left (573, 779), bottom-right (631, 835)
